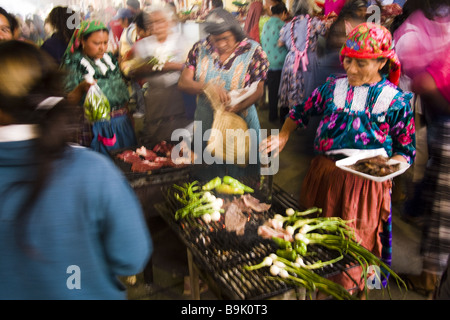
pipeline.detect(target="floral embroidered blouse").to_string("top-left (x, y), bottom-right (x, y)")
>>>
top-left (185, 37), bottom-right (269, 87)
top-left (63, 51), bottom-right (129, 111)
top-left (289, 75), bottom-right (416, 164)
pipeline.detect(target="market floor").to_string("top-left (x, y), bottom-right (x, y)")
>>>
top-left (122, 105), bottom-right (429, 301)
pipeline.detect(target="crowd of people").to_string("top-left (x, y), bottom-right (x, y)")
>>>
top-left (0, 0), bottom-right (448, 300)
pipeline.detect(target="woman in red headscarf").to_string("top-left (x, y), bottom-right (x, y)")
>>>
top-left (260, 22), bottom-right (416, 296)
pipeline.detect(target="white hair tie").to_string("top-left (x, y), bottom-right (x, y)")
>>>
top-left (36, 96), bottom-right (64, 110)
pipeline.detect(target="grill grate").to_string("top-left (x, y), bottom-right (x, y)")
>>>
top-left (155, 178), bottom-right (359, 300)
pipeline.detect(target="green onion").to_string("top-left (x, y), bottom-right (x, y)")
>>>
top-left (245, 254), bottom-right (357, 300)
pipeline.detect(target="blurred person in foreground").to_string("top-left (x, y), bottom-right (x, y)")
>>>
top-left (412, 52), bottom-right (450, 300)
top-left (393, 0), bottom-right (450, 298)
top-left (62, 20), bottom-right (137, 155)
top-left (0, 40), bottom-right (152, 299)
top-left (260, 23), bottom-right (416, 296)
top-left (178, 8), bottom-right (269, 180)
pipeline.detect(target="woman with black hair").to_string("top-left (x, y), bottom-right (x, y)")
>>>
top-left (41, 6), bottom-right (77, 64)
top-left (0, 41), bottom-right (152, 299)
top-left (178, 8), bottom-right (269, 180)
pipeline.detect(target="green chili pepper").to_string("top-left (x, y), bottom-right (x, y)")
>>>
top-left (294, 240), bottom-right (308, 256)
top-left (272, 236), bottom-right (292, 250)
top-left (215, 183), bottom-right (245, 195)
top-left (276, 248), bottom-right (297, 262)
top-left (202, 177), bottom-right (222, 191)
top-left (222, 176), bottom-right (254, 193)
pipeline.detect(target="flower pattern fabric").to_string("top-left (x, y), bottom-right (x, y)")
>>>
top-left (339, 22), bottom-right (401, 86)
top-left (260, 16), bottom-right (288, 71)
top-left (278, 15), bottom-right (327, 109)
top-left (289, 75), bottom-right (416, 164)
top-left (186, 37), bottom-right (269, 87)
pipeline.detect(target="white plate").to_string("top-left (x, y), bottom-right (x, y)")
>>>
top-left (336, 155), bottom-right (410, 182)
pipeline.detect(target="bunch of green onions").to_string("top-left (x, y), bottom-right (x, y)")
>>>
top-left (303, 232), bottom-right (407, 298)
top-left (245, 254), bottom-right (357, 300)
top-left (245, 207), bottom-right (407, 299)
top-left (172, 181), bottom-right (224, 222)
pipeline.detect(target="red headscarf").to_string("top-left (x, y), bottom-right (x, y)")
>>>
top-left (340, 23), bottom-right (401, 86)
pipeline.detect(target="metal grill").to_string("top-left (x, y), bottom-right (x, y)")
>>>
top-left (110, 145), bottom-right (193, 216)
top-left (110, 146), bottom-right (191, 185)
top-left (155, 178), bottom-right (358, 300)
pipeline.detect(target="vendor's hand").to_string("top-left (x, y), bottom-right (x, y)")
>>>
top-left (259, 133), bottom-right (289, 158)
top-left (218, 86), bottom-right (231, 106)
top-left (205, 83), bottom-right (230, 106)
top-left (78, 79), bottom-right (95, 93)
top-left (67, 79), bottom-right (95, 105)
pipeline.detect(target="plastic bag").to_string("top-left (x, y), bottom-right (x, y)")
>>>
top-left (83, 83), bottom-right (111, 122)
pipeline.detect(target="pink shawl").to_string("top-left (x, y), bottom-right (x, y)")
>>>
top-left (393, 8), bottom-right (450, 79)
top-left (426, 50), bottom-right (450, 103)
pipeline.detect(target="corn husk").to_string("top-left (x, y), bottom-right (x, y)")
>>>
top-left (204, 84), bottom-right (250, 167)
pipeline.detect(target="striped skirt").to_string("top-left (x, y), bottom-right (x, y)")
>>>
top-left (420, 118), bottom-right (450, 276)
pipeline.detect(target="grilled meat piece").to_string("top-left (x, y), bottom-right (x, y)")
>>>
top-left (257, 224), bottom-right (293, 242)
top-left (242, 194), bottom-right (271, 212)
top-left (224, 202), bottom-right (248, 236)
top-left (347, 155), bottom-right (400, 177)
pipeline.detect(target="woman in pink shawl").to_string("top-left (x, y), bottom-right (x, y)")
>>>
top-left (393, 0), bottom-right (450, 80)
top-left (394, 0), bottom-right (450, 299)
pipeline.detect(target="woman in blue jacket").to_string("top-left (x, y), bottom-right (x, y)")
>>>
top-left (0, 40), bottom-right (152, 299)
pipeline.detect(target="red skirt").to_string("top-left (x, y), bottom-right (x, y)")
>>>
top-left (299, 155), bottom-right (392, 292)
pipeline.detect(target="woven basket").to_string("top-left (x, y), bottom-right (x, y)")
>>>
top-left (204, 84), bottom-right (250, 167)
